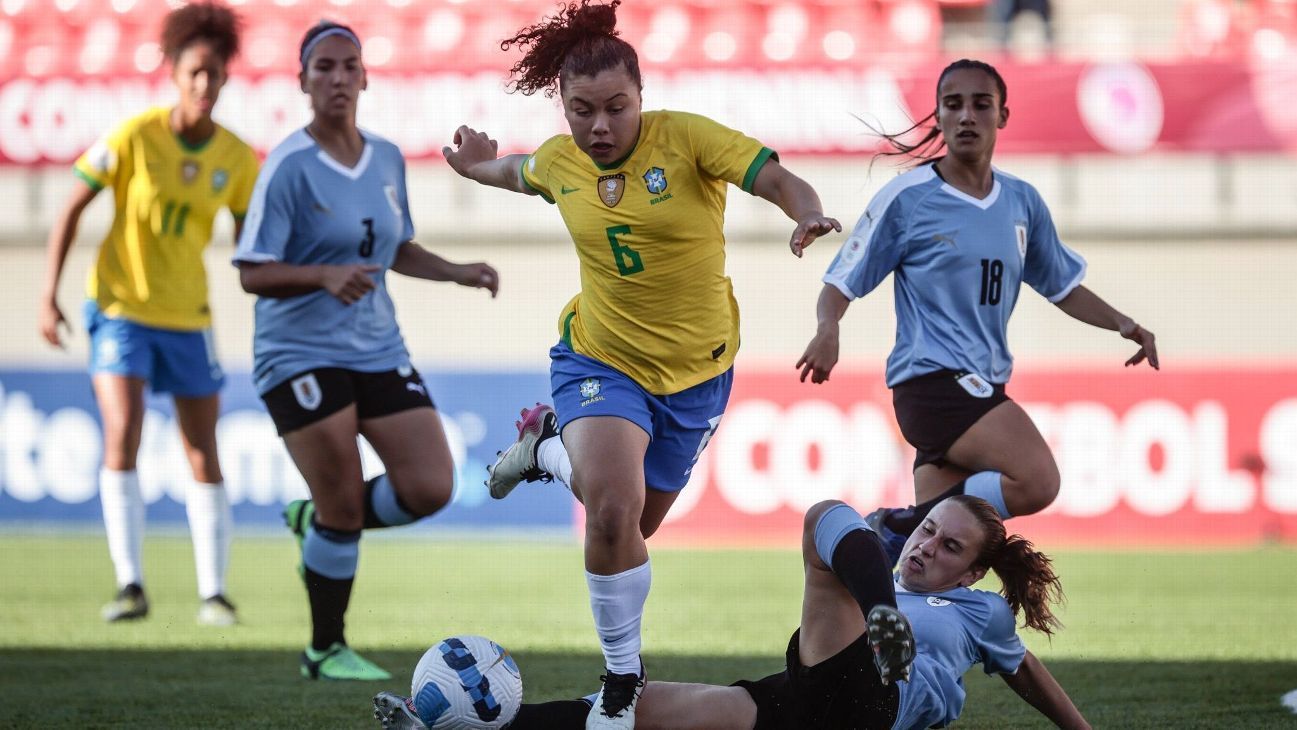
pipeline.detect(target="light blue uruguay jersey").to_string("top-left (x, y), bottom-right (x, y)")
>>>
top-left (892, 583), bottom-right (1025, 729)
top-left (233, 129), bottom-right (415, 394)
top-left (824, 163), bottom-right (1086, 387)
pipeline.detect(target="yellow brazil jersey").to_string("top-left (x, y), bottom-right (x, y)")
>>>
top-left (74, 106), bottom-right (259, 331)
top-left (522, 110), bottom-right (775, 395)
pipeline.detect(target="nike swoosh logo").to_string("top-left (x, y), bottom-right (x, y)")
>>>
top-left (561, 186), bottom-right (580, 195)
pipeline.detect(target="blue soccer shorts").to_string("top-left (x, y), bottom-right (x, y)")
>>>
top-left (549, 341), bottom-right (732, 492)
top-left (85, 300), bottom-right (225, 398)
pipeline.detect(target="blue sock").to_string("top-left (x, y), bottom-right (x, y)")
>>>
top-left (814, 503), bottom-right (870, 570)
top-left (302, 521), bottom-right (360, 650)
top-left (364, 474), bottom-right (417, 528)
top-left (303, 522), bottom-right (360, 579)
top-left (964, 471), bottom-right (1011, 519)
top-left (813, 504), bottom-right (897, 612)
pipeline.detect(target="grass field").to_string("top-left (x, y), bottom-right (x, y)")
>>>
top-left (2, 533), bottom-right (1296, 728)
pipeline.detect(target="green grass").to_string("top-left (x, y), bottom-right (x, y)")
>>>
top-left (2, 534), bottom-right (1296, 728)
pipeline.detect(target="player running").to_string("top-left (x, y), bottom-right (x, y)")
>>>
top-left (797, 59), bottom-right (1159, 561)
top-left (234, 20), bottom-right (498, 681)
top-left (375, 495), bottom-right (1089, 730)
top-left (442, 1), bottom-right (840, 725)
top-left (39, 1), bottom-right (256, 627)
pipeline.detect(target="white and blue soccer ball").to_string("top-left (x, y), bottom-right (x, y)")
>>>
top-left (411, 635), bottom-right (523, 729)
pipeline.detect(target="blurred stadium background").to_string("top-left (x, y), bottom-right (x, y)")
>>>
top-left (2, 0), bottom-right (1297, 726)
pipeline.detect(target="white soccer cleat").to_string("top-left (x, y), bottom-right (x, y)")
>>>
top-left (373, 691), bottom-right (427, 729)
top-left (585, 666), bottom-right (645, 729)
top-left (867, 605), bottom-right (915, 685)
top-left (196, 594), bottom-right (238, 627)
top-left (486, 403), bottom-right (559, 500)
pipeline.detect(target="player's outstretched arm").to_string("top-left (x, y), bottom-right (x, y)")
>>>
top-left (391, 242), bottom-right (499, 297)
top-left (749, 158), bottom-right (841, 257)
top-left (39, 182), bottom-right (99, 348)
top-left (1052, 285), bottom-right (1159, 369)
top-left (1001, 650), bottom-right (1091, 729)
top-left (238, 261), bottom-right (379, 305)
top-left (797, 284), bottom-right (852, 384)
top-left (442, 125), bottom-right (532, 195)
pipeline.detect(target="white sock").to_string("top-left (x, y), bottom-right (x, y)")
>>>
top-left (586, 560), bottom-right (651, 675)
top-left (186, 480), bottom-right (232, 599)
top-left (100, 468), bottom-right (144, 588)
top-left (537, 436), bottom-right (574, 490)
top-left (965, 470), bottom-right (1012, 519)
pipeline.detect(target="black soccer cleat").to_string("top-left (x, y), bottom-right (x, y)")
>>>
top-left (867, 605), bottom-right (915, 685)
top-left (101, 583), bottom-right (149, 622)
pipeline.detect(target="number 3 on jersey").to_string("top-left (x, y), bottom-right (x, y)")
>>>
top-left (606, 225), bottom-right (644, 276)
top-left (359, 217), bottom-right (375, 257)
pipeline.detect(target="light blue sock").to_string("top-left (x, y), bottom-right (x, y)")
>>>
top-left (813, 503), bottom-right (870, 570)
top-left (965, 471), bottom-right (1011, 519)
top-left (368, 474), bottom-right (416, 527)
top-left (302, 524), bottom-right (360, 580)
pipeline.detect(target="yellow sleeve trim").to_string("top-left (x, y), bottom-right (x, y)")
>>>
top-left (742, 147), bottom-right (777, 194)
top-left (520, 156), bottom-right (555, 204)
top-left (73, 167), bottom-right (105, 192)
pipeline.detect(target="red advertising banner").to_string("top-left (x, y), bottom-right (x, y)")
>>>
top-left (643, 366), bottom-right (1297, 547)
top-left (2, 60), bottom-right (1295, 164)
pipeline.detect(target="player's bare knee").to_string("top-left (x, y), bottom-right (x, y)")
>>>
top-left (394, 472), bottom-right (453, 517)
top-left (1009, 460), bottom-right (1060, 515)
top-left (585, 501), bottom-right (642, 545)
top-left (1030, 458), bottom-right (1061, 508)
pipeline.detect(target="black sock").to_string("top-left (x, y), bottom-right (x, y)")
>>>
top-left (830, 529), bottom-right (898, 613)
top-left (882, 481), bottom-right (966, 535)
top-left (362, 476), bottom-right (418, 529)
top-left (304, 566), bottom-right (354, 651)
top-left (509, 699), bottom-right (592, 730)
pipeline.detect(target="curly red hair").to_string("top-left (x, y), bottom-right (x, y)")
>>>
top-left (501, 0), bottom-right (641, 98)
top-left (160, 0), bottom-right (243, 64)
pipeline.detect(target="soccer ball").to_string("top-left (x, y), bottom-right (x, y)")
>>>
top-left (411, 635), bottom-right (523, 729)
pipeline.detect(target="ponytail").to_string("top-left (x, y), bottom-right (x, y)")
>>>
top-left (989, 534), bottom-right (1064, 636)
top-left (501, 0), bottom-right (641, 98)
top-left (949, 494), bottom-right (1064, 636)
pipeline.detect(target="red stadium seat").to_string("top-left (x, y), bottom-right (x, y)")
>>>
top-left (819, 3), bottom-right (883, 64)
top-left (877, 0), bottom-right (942, 57)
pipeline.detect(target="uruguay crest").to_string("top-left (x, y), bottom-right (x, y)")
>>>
top-left (643, 167), bottom-right (667, 194)
top-left (291, 373), bottom-right (323, 411)
top-left (598, 174), bottom-right (625, 208)
top-left (384, 184), bottom-right (403, 220)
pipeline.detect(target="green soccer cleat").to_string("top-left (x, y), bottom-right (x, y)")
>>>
top-left (101, 583), bottom-right (149, 622)
top-left (301, 642), bottom-right (392, 681)
top-left (283, 499), bottom-right (315, 579)
top-left (196, 594), bottom-right (239, 627)
top-left (373, 691), bottom-right (428, 729)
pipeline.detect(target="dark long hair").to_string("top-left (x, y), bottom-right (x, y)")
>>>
top-left (501, 0), bottom-right (642, 98)
top-left (951, 494), bottom-right (1064, 636)
top-left (160, 0), bottom-right (243, 64)
top-left (298, 20), bottom-right (362, 69)
top-left (870, 59), bottom-right (1007, 167)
